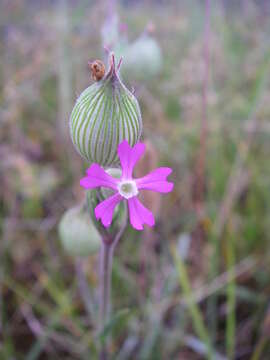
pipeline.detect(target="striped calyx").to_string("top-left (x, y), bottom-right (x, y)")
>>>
top-left (69, 54), bottom-right (142, 167)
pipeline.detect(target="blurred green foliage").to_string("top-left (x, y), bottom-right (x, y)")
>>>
top-left (1, 0), bottom-right (270, 359)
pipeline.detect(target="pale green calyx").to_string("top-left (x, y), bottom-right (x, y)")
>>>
top-left (69, 54), bottom-right (142, 167)
top-left (119, 30), bottom-right (162, 81)
top-left (58, 205), bottom-right (101, 257)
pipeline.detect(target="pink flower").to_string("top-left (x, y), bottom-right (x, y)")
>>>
top-left (80, 140), bottom-right (173, 230)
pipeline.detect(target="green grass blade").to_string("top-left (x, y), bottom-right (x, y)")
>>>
top-left (172, 246), bottom-right (213, 359)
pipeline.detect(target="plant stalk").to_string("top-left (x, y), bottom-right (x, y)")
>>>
top-left (99, 240), bottom-right (114, 360)
top-left (98, 204), bottom-right (127, 360)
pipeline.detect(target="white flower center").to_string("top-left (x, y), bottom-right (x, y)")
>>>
top-left (118, 180), bottom-right (138, 199)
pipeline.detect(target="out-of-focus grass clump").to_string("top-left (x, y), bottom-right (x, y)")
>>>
top-left (1, 0), bottom-right (270, 359)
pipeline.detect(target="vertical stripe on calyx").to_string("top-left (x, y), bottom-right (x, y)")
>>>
top-left (69, 54), bottom-right (142, 167)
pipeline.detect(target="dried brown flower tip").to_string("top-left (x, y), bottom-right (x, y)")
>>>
top-left (88, 60), bottom-right (105, 81)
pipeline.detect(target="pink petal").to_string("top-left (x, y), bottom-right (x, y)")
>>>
top-left (118, 140), bottom-right (145, 179)
top-left (95, 193), bottom-right (122, 228)
top-left (128, 197), bottom-right (155, 231)
top-left (136, 167), bottom-right (174, 193)
top-left (80, 163), bottom-right (118, 190)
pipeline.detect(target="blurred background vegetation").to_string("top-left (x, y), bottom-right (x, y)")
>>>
top-left (1, 0), bottom-right (270, 359)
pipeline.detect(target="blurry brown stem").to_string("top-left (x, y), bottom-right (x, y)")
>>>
top-left (195, 0), bottom-right (210, 214)
top-left (99, 241), bottom-right (113, 360)
top-left (75, 258), bottom-right (95, 322)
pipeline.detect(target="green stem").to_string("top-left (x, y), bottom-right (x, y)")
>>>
top-left (98, 203), bottom-right (128, 360)
top-left (99, 240), bottom-right (114, 360)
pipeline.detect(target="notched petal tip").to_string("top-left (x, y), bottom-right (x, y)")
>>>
top-left (117, 140), bottom-right (130, 155)
top-left (128, 197), bottom-right (155, 231)
top-left (168, 182), bottom-right (174, 191)
top-left (134, 142), bottom-right (146, 155)
top-left (95, 207), bottom-right (110, 227)
top-left (163, 167), bottom-right (173, 176)
top-left (94, 193), bottom-right (122, 228)
top-left (117, 140), bottom-right (145, 158)
top-left (133, 224), bottom-right (144, 231)
top-left (118, 140), bottom-right (146, 179)
top-left (86, 163), bottom-right (102, 175)
top-left (79, 177), bottom-right (91, 189)
top-left (136, 167), bottom-right (174, 193)
top-left (81, 163), bottom-right (118, 190)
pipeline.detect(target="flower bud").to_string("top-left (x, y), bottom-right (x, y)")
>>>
top-left (69, 54), bottom-right (142, 167)
top-left (121, 32), bottom-right (162, 81)
top-left (58, 205), bottom-right (101, 256)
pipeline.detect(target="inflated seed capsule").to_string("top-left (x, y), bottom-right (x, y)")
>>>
top-left (121, 33), bottom-right (162, 81)
top-left (69, 54), bottom-right (142, 167)
top-left (58, 205), bottom-right (101, 257)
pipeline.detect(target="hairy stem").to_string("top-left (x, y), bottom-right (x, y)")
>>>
top-left (98, 205), bottom-right (127, 360)
top-left (99, 240), bottom-right (114, 360)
